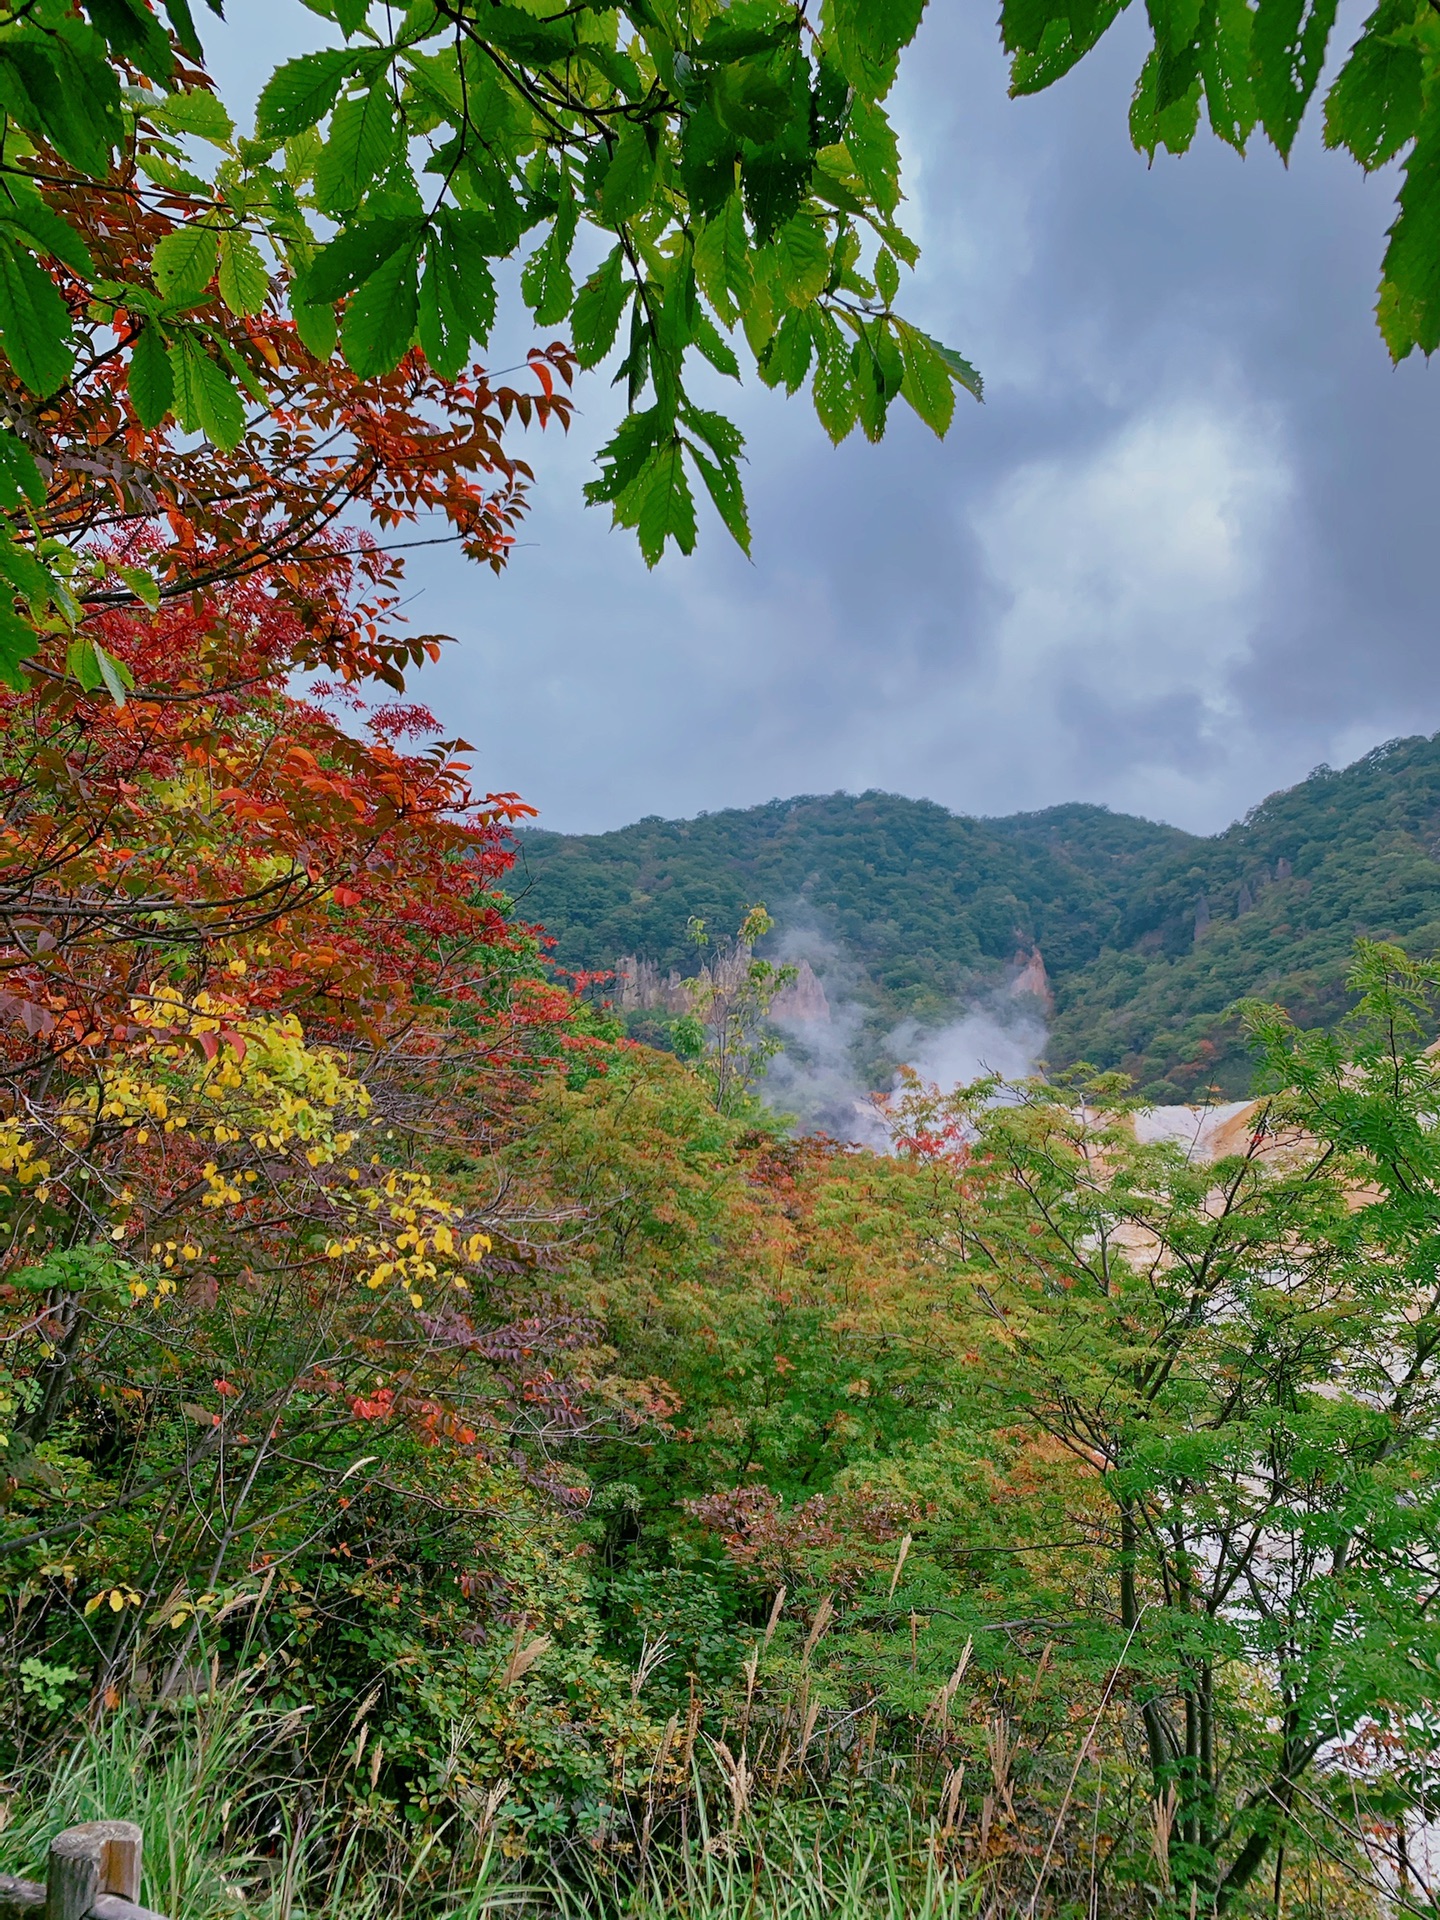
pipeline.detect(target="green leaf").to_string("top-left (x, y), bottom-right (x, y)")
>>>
top-left (88, 0), bottom-right (174, 79)
top-left (680, 106), bottom-right (741, 223)
top-left (292, 217), bottom-right (423, 305)
top-left (417, 252), bottom-right (463, 378)
top-left (687, 443), bottom-right (751, 554)
top-left (0, 602), bottom-right (40, 690)
top-left (64, 636), bottom-right (134, 703)
top-left (768, 211), bottom-right (831, 307)
top-left (695, 12), bottom-right (800, 62)
top-left (153, 226), bottom-right (219, 305)
top-left (740, 145), bottom-right (809, 244)
top-left (148, 87), bottom-right (235, 145)
top-left (0, 236), bottom-right (74, 396)
top-left (520, 178), bottom-right (577, 326)
top-left (0, 38), bottom-right (117, 177)
top-left (159, 0), bottom-right (208, 63)
top-left (851, 328), bottom-right (891, 441)
top-left (0, 190), bottom-right (93, 277)
top-left (845, 95), bottom-right (901, 214)
top-left (217, 231), bottom-right (269, 316)
top-left (117, 565), bottom-right (162, 610)
top-left (1323, 26), bottom-right (1422, 170)
top-left (656, 254), bottom-right (700, 369)
top-left (760, 306), bottom-right (813, 391)
top-left (713, 61), bottom-right (793, 143)
top-left (873, 318), bottom-right (905, 392)
top-left (292, 297), bottom-right (339, 359)
top-left (341, 240), bottom-right (421, 376)
top-left (1130, 46), bottom-right (1203, 155)
top-left (476, 5), bottom-right (577, 61)
top-left (415, 209), bottom-right (497, 375)
top-left (895, 319), bottom-right (961, 435)
top-left (49, 28), bottom-right (126, 165)
top-left (284, 128), bottom-right (323, 184)
top-left (1009, 3), bottom-right (1124, 94)
top-left (585, 405), bottom-right (669, 506)
top-left (1378, 118), bottom-right (1440, 357)
top-left (0, 531), bottom-right (53, 609)
top-left (1152, 0), bottom-right (1204, 56)
top-left (823, 0), bottom-right (927, 98)
top-left (1250, 0), bottom-right (1338, 157)
top-left (933, 337), bottom-right (984, 400)
top-left (574, 41), bottom-right (646, 100)
top-left (438, 210), bottom-right (500, 335)
top-left (571, 246), bottom-right (629, 368)
top-left (0, 526), bottom-right (50, 606)
top-left (601, 121), bottom-right (657, 226)
top-left (93, 638), bottom-right (134, 706)
top-left (66, 635), bottom-right (104, 693)
top-left (256, 49), bottom-right (356, 140)
top-left (128, 321), bottom-right (174, 427)
top-left (168, 334), bottom-right (247, 448)
top-left (314, 85), bottom-right (396, 213)
top-left (1197, 0), bottom-right (1257, 148)
top-left (634, 439), bottom-right (697, 566)
top-left (0, 430), bottom-right (44, 510)
top-left (681, 404), bottom-right (745, 463)
top-left (214, 335), bottom-right (271, 407)
top-left (874, 247), bottom-right (900, 305)
top-left (694, 309), bottom-right (741, 379)
top-left (694, 196), bottom-right (753, 325)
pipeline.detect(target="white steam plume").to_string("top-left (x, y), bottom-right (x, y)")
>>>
top-left (888, 987), bottom-right (1048, 1094)
top-left (761, 924), bottom-right (893, 1150)
top-left (760, 926), bottom-right (1050, 1150)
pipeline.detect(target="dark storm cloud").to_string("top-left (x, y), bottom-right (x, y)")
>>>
top-left (225, 1), bottom-right (1440, 833)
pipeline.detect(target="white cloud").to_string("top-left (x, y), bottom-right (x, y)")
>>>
top-left (940, 398), bottom-right (1294, 821)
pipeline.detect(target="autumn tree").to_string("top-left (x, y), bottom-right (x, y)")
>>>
top-left (0, 0), bottom-right (976, 696)
top-left (0, 554), bottom-right (666, 1817)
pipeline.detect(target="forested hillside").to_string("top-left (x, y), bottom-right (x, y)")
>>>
top-left (518, 735), bottom-right (1440, 1099)
top-left (516, 794), bottom-right (1195, 1010)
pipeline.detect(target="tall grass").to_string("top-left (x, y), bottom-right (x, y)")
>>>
top-left (0, 1696), bottom-right (981, 1920)
top-left (560, 1810), bottom-right (978, 1920)
top-left (0, 1696), bottom-right (522, 1920)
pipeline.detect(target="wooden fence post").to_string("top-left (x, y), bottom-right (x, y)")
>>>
top-left (47, 1823), bottom-right (142, 1920)
top-left (0, 1821), bottom-right (165, 1920)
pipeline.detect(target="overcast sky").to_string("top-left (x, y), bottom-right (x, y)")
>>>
top-left (228, 3), bottom-right (1440, 837)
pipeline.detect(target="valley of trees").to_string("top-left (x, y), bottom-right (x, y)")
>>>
top-left (1, 2), bottom-right (1439, 1919)
top-left (521, 736), bottom-right (1440, 1098)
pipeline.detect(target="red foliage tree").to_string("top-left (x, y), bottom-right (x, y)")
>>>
top-left (9, 176), bottom-right (573, 691)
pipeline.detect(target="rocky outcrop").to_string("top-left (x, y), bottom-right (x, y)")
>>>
top-left (614, 951), bottom-right (831, 1023)
top-left (771, 957), bottom-right (830, 1024)
top-left (1010, 947), bottom-right (1054, 1012)
top-left (614, 954), bottom-right (693, 1014)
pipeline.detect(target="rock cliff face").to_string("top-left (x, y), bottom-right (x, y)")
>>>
top-left (613, 952), bottom-right (830, 1023)
top-left (1009, 947), bottom-right (1053, 1011)
top-left (771, 958), bottom-right (830, 1023)
top-left (614, 954), bottom-right (691, 1014)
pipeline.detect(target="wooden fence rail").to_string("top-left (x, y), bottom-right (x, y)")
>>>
top-left (0, 1822), bottom-right (166, 1920)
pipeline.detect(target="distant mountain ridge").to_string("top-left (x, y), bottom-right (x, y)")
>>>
top-left (515, 735), bottom-right (1440, 1100)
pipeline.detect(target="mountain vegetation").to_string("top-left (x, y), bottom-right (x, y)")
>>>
top-left (518, 735), bottom-right (1440, 1099)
